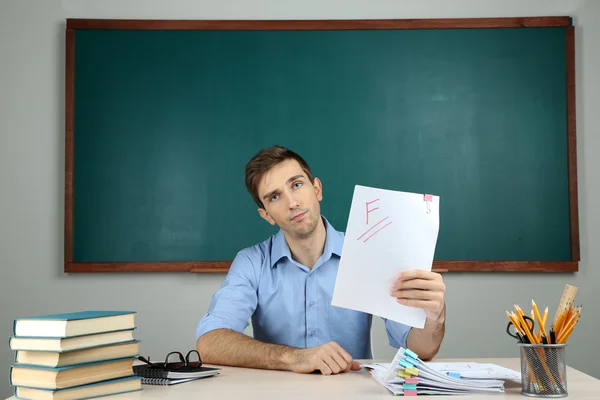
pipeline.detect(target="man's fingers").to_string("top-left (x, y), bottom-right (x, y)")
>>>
top-left (396, 298), bottom-right (432, 308)
top-left (331, 342), bottom-right (354, 365)
top-left (330, 351), bottom-right (350, 372)
top-left (322, 355), bottom-right (342, 374)
top-left (397, 270), bottom-right (440, 281)
top-left (393, 278), bottom-right (445, 291)
top-left (351, 361), bottom-right (362, 371)
top-left (391, 288), bottom-right (438, 300)
top-left (318, 360), bottom-right (333, 375)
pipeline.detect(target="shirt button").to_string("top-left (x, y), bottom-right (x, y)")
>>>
top-left (309, 301), bottom-right (315, 307)
top-left (310, 331), bottom-right (316, 337)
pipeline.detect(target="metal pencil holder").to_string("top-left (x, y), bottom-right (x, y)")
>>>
top-left (518, 343), bottom-right (567, 398)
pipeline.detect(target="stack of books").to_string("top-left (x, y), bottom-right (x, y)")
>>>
top-left (8, 310), bottom-right (142, 399)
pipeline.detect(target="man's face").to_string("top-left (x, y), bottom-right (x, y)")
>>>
top-left (257, 159), bottom-right (323, 240)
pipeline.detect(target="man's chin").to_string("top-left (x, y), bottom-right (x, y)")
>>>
top-left (291, 223), bottom-right (317, 239)
top-left (293, 230), bottom-right (312, 240)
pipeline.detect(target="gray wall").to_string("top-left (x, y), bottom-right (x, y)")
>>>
top-left (1, 0), bottom-right (599, 398)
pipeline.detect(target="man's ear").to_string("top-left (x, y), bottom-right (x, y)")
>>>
top-left (258, 208), bottom-right (276, 226)
top-left (313, 177), bottom-right (323, 201)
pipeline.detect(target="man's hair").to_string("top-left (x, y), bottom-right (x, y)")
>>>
top-left (245, 146), bottom-right (315, 209)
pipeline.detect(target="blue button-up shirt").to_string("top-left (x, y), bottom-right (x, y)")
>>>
top-left (196, 217), bottom-right (411, 359)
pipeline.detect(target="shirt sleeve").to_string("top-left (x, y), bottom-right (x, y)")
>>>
top-left (195, 250), bottom-right (260, 340)
top-left (383, 318), bottom-right (412, 349)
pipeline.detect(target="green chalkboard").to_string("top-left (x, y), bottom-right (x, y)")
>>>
top-left (65, 18), bottom-right (578, 272)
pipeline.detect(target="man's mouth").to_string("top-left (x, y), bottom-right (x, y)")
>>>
top-left (291, 211), bottom-right (307, 221)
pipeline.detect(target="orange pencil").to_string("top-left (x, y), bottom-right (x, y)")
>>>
top-left (542, 307), bottom-right (548, 329)
top-left (553, 306), bottom-right (568, 335)
top-left (537, 307), bottom-right (548, 342)
top-left (532, 300), bottom-right (548, 338)
top-left (559, 306), bottom-right (581, 339)
top-left (507, 311), bottom-right (526, 335)
top-left (558, 316), bottom-right (580, 343)
top-left (514, 305), bottom-right (537, 344)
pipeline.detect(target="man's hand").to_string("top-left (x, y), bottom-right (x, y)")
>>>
top-left (290, 342), bottom-right (361, 375)
top-left (390, 269), bottom-right (446, 322)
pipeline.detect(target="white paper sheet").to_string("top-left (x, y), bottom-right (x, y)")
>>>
top-left (331, 185), bottom-right (440, 328)
top-left (426, 362), bottom-right (522, 381)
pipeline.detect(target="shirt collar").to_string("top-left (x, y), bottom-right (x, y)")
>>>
top-left (270, 216), bottom-right (343, 269)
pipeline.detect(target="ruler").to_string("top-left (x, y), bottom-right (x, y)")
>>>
top-left (553, 284), bottom-right (578, 326)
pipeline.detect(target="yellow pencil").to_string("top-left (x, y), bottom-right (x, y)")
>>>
top-left (542, 307), bottom-right (548, 329)
top-left (559, 306), bottom-right (581, 339)
top-left (514, 305), bottom-right (537, 344)
top-left (538, 307), bottom-right (548, 342)
top-left (506, 311), bottom-right (524, 337)
top-left (532, 300), bottom-right (548, 338)
top-left (558, 318), bottom-right (579, 343)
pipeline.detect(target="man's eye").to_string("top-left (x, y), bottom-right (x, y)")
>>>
top-left (270, 194), bottom-right (279, 202)
top-left (293, 182), bottom-right (302, 189)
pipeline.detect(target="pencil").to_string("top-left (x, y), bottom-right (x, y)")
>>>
top-left (536, 307), bottom-right (548, 342)
top-left (558, 306), bottom-right (580, 339)
top-left (514, 305), bottom-right (537, 344)
top-left (558, 306), bottom-right (582, 343)
top-left (558, 318), bottom-right (579, 344)
top-left (542, 307), bottom-right (548, 330)
top-left (532, 300), bottom-right (548, 338)
top-left (508, 311), bottom-right (530, 342)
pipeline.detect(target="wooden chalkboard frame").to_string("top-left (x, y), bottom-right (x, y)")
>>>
top-left (64, 17), bottom-right (578, 273)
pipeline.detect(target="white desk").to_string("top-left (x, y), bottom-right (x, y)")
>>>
top-left (7, 358), bottom-right (600, 399)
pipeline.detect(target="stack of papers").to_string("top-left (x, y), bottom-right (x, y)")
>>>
top-left (363, 347), bottom-right (520, 396)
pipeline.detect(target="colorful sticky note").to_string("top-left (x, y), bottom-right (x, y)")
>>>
top-left (404, 349), bottom-right (419, 359)
top-left (405, 356), bottom-right (419, 366)
top-left (397, 370), bottom-right (411, 378)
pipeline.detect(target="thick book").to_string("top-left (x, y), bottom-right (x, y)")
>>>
top-left (133, 364), bottom-right (220, 380)
top-left (13, 311), bottom-right (136, 338)
top-left (9, 329), bottom-right (135, 352)
top-left (13, 376), bottom-right (142, 400)
top-left (15, 341), bottom-right (140, 367)
top-left (9, 357), bottom-right (136, 390)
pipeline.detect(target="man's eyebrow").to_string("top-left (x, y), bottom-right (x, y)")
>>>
top-left (262, 189), bottom-right (279, 201)
top-left (262, 175), bottom-right (306, 200)
top-left (286, 175), bottom-right (305, 184)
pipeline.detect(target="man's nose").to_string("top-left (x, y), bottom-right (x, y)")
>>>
top-left (287, 191), bottom-right (300, 208)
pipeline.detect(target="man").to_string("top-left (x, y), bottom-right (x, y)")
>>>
top-left (196, 146), bottom-right (446, 375)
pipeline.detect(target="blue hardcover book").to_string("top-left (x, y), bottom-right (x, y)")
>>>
top-left (13, 311), bottom-right (136, 338)
top-left (13, 375), bottom-right (142, 399)
top-left (9, 357), bottom-right (136, 390)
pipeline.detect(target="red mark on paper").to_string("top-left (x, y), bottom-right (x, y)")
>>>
top-left (363, 220), bottom-right (393, 243)
top-left (357, 216), bottom-right (390, 241)
top-left (357, 198), bottom-right (392, 243)
top-left (365, 198), bottom-right (380, 224)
